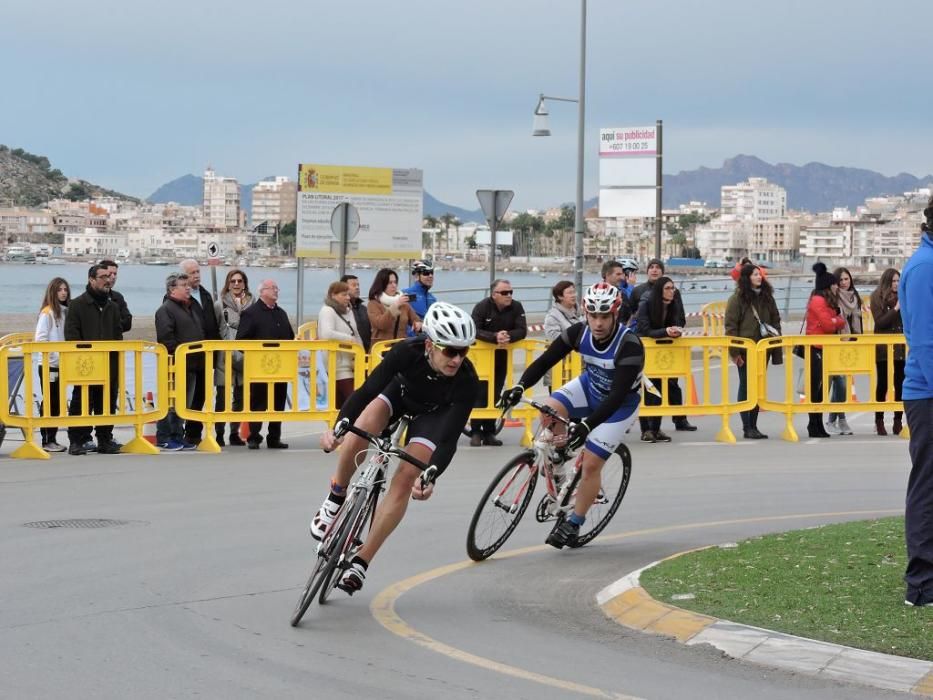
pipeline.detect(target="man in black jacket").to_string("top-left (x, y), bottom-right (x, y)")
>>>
top-left (180, 259), bottom-right (221, 444)
top-left (469, 279), bottom-right (527, 446)
top-left (341, 274), bottom-right (371, 351)
top-left (101, 259), bottom-right (132, 335)
top-left (236, 279), bottom-right (295, 449)
top-left (154, 273), bottom-right (205, 450)
top-left (64, 264), bottom-right (124, 455)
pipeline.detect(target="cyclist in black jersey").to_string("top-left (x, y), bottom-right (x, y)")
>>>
top-left (314, 302), bottom-right (478, 593)
top-left (501, 282), bottom-right (646, 548)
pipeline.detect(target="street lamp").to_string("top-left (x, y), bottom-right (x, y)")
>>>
top-left (532, 0), bottom-right (587, 294)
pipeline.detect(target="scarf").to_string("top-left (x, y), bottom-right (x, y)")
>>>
top-left (85, 283), bottom-right (109, 310)
top-left (324, 296), bottom-right (349, 315)
top-left (223, 291), bottom-right (252, 313)
top-left (836, 289), bottom-right (862, 334)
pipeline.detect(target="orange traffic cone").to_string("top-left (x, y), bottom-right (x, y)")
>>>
top-left (239, 421), bottom-right (250, 442)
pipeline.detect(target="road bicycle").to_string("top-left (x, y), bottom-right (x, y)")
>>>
top-left (290, 416), bottom-right (436, 627)
top-left (466, 398), bottom-right (632, 561)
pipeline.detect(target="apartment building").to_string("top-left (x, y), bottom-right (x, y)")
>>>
top-left (721, 177), bottom-right (787, 220)
top-left (202, 167), bottom-right (240, 230)
top-left (0, 207), bottom-right (54, 240)
top-left (695, 221), bottom-right (748, 261)
top-left (748, 218), bottom-right (801, 263)
top-left (251, 177), bottom-right (297, 230)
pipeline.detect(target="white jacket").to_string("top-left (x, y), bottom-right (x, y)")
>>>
top-left (35, 305), bottom-right (67, 368)
top-left (317, 304), bottom-right (363, 380)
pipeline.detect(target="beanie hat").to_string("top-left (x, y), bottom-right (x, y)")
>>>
top-left (647, 258), bottom-right (665, 273)
top-left (812, 262), bottom-right (837, 291)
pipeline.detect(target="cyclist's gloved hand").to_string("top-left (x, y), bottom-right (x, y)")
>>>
top-left (499, 384), bottom-right (524, 409)
top-left (566, 420), bottom-right (591, 451)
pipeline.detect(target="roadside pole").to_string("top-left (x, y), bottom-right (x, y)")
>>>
top-left (476, 189), bottom-right (514, 289)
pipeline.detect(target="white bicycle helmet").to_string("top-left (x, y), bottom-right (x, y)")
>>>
top-left (422, 302), bottom-right (476, 347)
top-left (411, 259), bottom-right (435, 275)
top-left (582, 282), bottom-right (622, 314)
top-left (618, 257), bottom-right (639, 273)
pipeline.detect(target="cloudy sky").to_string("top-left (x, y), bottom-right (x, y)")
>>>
top-left (2, 0), bottom-right (930, 209)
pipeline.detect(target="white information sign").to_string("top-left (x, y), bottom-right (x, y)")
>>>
top-left (598, 125), bottom-right (658, 217)
top-left (296, 164), bottom-right (423, 259)
top-left (599, 126), bottom-right (657, 157)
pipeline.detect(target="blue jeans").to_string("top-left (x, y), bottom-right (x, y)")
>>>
top-left (827, 375), bottom-right (846, 422)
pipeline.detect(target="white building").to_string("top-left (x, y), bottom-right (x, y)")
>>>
top-left (721, 177), bottom-right (786, 221)
top-left (695, 221), bottom-right (748, 262)
top-left (202, 167), bottom-right (240, 230)
top-left (251, 177), bottom-right (297, 230)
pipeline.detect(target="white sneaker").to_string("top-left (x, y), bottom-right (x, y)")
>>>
top-left (310, 498), bottom-right (342, 541)
top-left (836, 418), bottom-right (853, 435)
top-left (824, 420), bottom-right (842, 435)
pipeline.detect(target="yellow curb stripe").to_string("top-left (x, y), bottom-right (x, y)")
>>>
top-left (913, 670), bottom-right (933, 696)
top-left (371, 509), bottom-right (898, 699)
top-left (600, 587), bottom-right (715, 642)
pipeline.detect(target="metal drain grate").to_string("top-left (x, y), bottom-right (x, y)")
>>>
top-left (23, 519), bottom-right (141, 529)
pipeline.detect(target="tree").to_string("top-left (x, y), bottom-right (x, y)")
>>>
top-left (439, 213), bottom-right (456, 253)
top-left (64, 182), bottom-right (90, 201)
top-left (279, 220), bottom-right (296, 250)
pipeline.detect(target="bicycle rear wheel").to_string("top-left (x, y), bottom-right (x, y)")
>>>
top-left (466, 451), bottom-right (537, 561)
top-left (317, 490), bottom-right (373, 604)
top-left (572, 443), bottom-right (632, 547)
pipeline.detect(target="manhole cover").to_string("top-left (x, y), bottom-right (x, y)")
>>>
top-left (23, 519), bottom-right (144, 529)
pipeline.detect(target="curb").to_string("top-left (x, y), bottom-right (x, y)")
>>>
top-left (597, 556), bottom-right (933, 696)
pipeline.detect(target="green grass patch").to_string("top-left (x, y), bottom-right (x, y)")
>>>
top-left (640, 517), bottom-right (933, 660)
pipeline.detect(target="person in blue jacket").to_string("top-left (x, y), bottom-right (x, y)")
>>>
top-left (899, 195), bottom-right (933, 607)
top-left (403, 260), bottom-right (437, 336)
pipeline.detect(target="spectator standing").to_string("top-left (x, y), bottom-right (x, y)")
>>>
top-left (34, 277), bottom-right (70, 452)
top-left (600, 260), bottom-right (632, 323)
top-left (367, 268), bottom-right (421, 343)
top-left (100, 259), bottom-right (132, 335)
top-left (237, 279), bottom-right (295, 449)
top-left (870, 268), bottom-right (905, 435)
top-left (630, 258), bottom-right (666, 313)
top-left (64, 264), bottom-right (124, 455)
top-left (804, 263), bottom-right (846, 439)
top-left (470, 279), bottom-right (527, 446)
top-left (724, 264), bottom-right (782, 439)
top-left (636, 276), bottom-right (694, 441)
top-left (179, 259), bottom-right (221, 445)
top-left (402, 259), bottom-right (437, 335)
top-left (618, 259), bottom-right (638, 301)
top-left (341, 274), bottom-right (372, 352)
top-left (213, 268), bottom-right (253, 446)
top-left (154, 273), bottom-right (204, 450)
top-left (825, 266), bottom-right (863, 435)
top-left (898, 197), bottom-right (933, 607)
top-left (317, 281), bottom-right (363, 408)
top-left (543, 280), bottom-right (581, 393)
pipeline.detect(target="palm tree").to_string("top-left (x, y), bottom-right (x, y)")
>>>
top-left (439, 213), bottom-right (456, 254)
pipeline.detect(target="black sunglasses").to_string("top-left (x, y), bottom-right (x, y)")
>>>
top-left (435, 344), bottom-right (469, 358)
top-left (495, 290), bottom-right (514, 296)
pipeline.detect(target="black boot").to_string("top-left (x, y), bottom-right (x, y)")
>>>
top-left (807, 414), bottom-right (830, 438)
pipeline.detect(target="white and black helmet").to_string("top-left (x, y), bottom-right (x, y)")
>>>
top-left (423, 302), bottom-right (476, 347)
top-left (582, 282), bottom-right (622, 314)
top-left (411, 259), bottom-right (435, 275)
top-left (618, 257), bottom-right (639, 273)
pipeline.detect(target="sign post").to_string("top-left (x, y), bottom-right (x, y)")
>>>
top-left (207, 240), bottom-right (220, 300)
top-left (476, 189), bottom-right (514, 288)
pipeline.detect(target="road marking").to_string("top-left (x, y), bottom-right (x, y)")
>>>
top-left (371, 509), bottom-right (900, 699)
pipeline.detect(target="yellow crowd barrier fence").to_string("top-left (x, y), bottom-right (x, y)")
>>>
top-left (757, 334), bottom-right (907, 442)
top-left (0, 341), bottom-right (169, 459)
top-left (172, 339), bottom-right (367, 452)
top-left (295, 321), bottom-right (317, 340)
top-left (701, 301), bottom-right (727, 336)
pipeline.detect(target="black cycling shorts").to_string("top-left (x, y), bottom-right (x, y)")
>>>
top-left (376, 378), bottom-right (461, 475)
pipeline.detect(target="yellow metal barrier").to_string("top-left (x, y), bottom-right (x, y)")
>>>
top-left (173, 339), bottom-right (367, 451)
top-left (0, 332), bottom-right (35, 348)
top-left (701, 301), bottom-right (727, 336)
top-left (0, 341), bottom-right (169, 459)
top-left (368, 339), bottom-right (404, 372)
top-left (639, 336), bottom-right (758, 443)
top-left (295, 321), bottom-right (318, 340)
top-left (757, 334), bottom-right (907, 442)
top-left (861, 306), bottom-right (874, 333)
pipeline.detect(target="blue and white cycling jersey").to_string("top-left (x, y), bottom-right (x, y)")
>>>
top-left (578, 323), bottom-right (630, 405)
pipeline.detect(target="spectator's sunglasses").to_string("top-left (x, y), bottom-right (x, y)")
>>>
top-left (434, 343), bottom-right (469, 358)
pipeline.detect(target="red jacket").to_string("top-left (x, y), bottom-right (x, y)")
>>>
top-left (730, 262), bottom-right (768, 282)
top-left (806, 294), bottom-right (846, 336)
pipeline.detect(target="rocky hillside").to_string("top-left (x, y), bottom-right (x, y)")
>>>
top-left (0, 145), bottom-right (139, 206)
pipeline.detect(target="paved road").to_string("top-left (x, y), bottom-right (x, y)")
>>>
top-left (0, 408), bottom-right (916, 699)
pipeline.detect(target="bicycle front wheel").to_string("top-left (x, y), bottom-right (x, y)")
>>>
top-left (466, 451), bottom-right (537, 561)
top-left (290, 551), bottom-right (329, 627)
top-left (573, 443), bottom-right (632, 547)
top-left (318, 490), bottom-right (372, 604)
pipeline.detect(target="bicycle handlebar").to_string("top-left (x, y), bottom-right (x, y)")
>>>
top-left (333, 418), bottom-right (438, 486)
top-left (498, 397), bottom-right (573, 426)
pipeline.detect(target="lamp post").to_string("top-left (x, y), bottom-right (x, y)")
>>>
top-left (533, 0), bottom-right (587, 294)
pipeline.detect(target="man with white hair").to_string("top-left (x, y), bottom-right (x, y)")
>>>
top-left (178, 259), bottom-right (221, 445)
top-left (236, 278), bottom-right (294, 449)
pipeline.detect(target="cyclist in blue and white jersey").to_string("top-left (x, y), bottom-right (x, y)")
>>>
top-left (500, 282), bottom-right (645, 549)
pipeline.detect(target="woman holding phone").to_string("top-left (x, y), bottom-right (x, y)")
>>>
top-left (367, 268), bottom-right (421, 343)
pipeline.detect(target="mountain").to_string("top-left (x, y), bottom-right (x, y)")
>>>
top-left (0, 145), bottom-right (139, 206)
top-left (661, 155), bottom-right (933, 213)
top-left (148, 174), bottom-right (484, 222)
